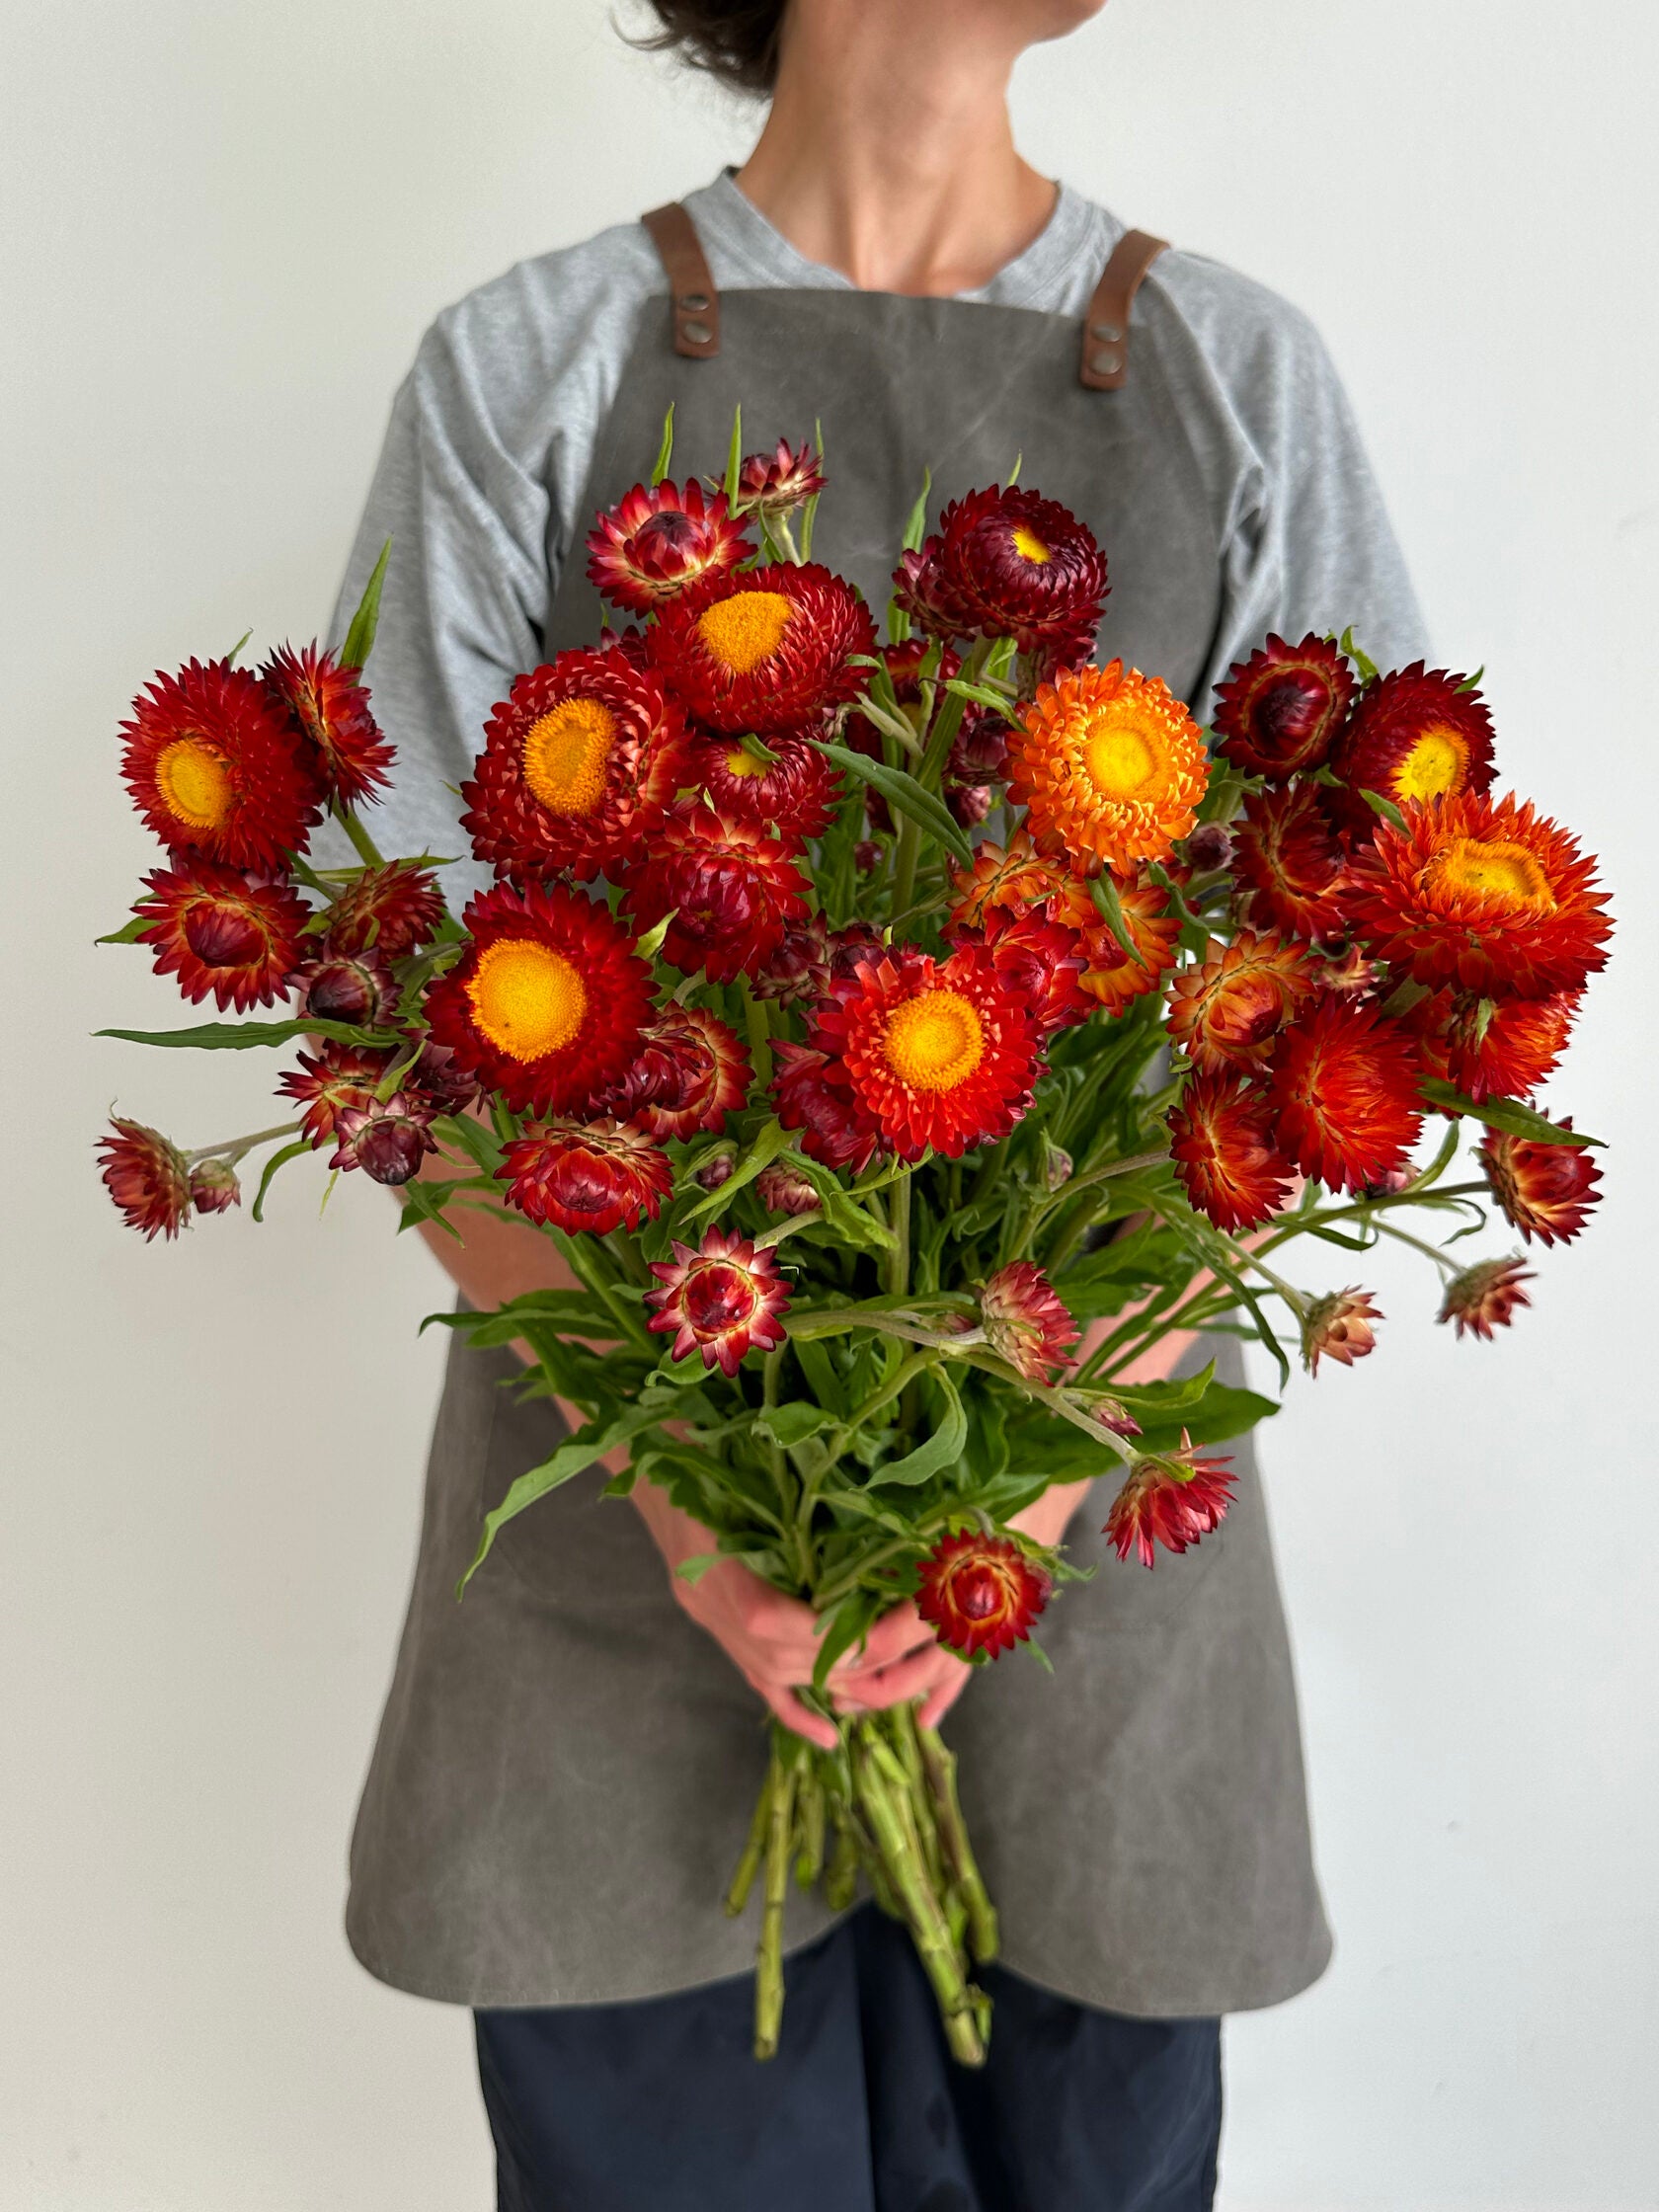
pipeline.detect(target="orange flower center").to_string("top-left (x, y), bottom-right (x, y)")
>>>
top-left (722, 744), bottom-right (769, 779)
top-left (696, 591), bottom-right (793, 674)
top-left (521, 697), bottom-right (617, 817)
top-left (1394, 722), bottom-right (1469, 803)
top-left (156, 737), bottom-right (231, 830)
top-left (1422, 836), bottom-right (1556, 914)
top-left (1081, 704), bottom-right (1166, 802)
top-left (882, 988), bottom-right (986, 1092)
top-left (466, 939), bottom-right (589, 1062)
top-left (1010, 524), bottom-right (1052, 566)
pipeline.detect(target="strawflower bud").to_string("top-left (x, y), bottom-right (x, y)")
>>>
top-left (189, 1157), bottom-right (242, 1216)
top-left (1301, 1288), bottom-right (1381, 1375)
top-left (1438, 1255), bottom-right (1535, 1340)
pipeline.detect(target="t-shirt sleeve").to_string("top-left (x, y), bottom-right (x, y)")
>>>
top-left (326, 316), bottom-right (554, 900)
top-left (1200, 307), bottom-right (1430, 705)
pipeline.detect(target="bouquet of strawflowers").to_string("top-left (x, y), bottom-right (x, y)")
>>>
top-left (99, 422), bottom-right (1611, 2063)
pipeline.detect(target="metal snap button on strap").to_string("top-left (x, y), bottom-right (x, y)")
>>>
top-left (642, 202), bottom-right (723, 359)
top-left (1078, 231), bottom-right (1168, 391)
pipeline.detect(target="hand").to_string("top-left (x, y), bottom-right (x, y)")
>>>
top-left (825, 1598), bottom-right (972, 1730)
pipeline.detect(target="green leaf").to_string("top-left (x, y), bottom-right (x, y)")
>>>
top-left (1088, 871), bottom-right (1148, 968)
top-left (250, 1140), bottom-right (310, 1223)
top-left (1419, 1078), bottom-right (1602, 1147)
top-left (809, 737), bottom-right (973, 865)
top-left (341, 538), bottom-right (391, 672)
top-left (811, 1590), bottom-right (885, 1693)
top-left (1337, 626), bottom-right (1379, 683)
top-left (224, 629), bottom-right (253, 668)
top-left (900, 467), bottom-right (933, 555)
top-left (940, 676), bottom-right (1022, 725)
top-left (651, 403), bottom-right (674, 488)
top-left (97, 1016), bottom-right (398, 1052)
top-left (1132, 1381), bottom-right (1277, 1457)
top-left (868, 1369), bottom-right (967, 1487)
top-left (458, 1397), bottom-right (672, 1593)
top-left (684, 1117), bottom-right (794, 1220)
top-left (95, 913), bottom-right (150, 946)
top-left (1457, 666), bottom-right (1485, 694)
top-left (724, 404), bottom-right (744, 504)
top-left (756, 1402), bottom-right (835, 1450)
top-left (634, 907), bottom-right (678, 960)
top-left (1359, 786), bottom-right (1407, 832)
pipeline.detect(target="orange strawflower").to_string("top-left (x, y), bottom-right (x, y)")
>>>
top-left (1480, 1124), bottom-right (1601, 1246)
top-left (1269, 995), bottom-right (1424, 1194)
top-left (1165, 930), bottom-right (1316, 1073)
top-left (498, 1120), bottom-right (673, 1235)
top-left (1439, 1256), bottom-right (1534, 1339)
top-left (1230, 780), bottom-right (1350, 942)
top-left (98, 1118), bottom-right (193, 1241)
top-left (1007, 661), bottom-right (1209, 872)
top-left (1169, 1071), bottom-right (1294, 1230)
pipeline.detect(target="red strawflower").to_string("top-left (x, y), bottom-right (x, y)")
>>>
top-left (1166, 930), bottom-right (1316, 1074)
top-left (648, 563), bottom-right (876, 735)
top-left (1105, 1436), bottom-right (1237, 1569)
top-left (498, 1119), bottom-right (673, 1234)
top-left (1169, 1071), bottom-right (1294, 1230)
top-left (135, 859), bottom-right (308, 1011)
top-left (260, 642), bottom-right (394, 809)
top-left (619, 804), bottom-right (811, 983)
top-left (330, 1091), bottom-right (437, 1186)
top-left (322, 862), bottom-right (445, 960)
top-left (595, 1006), bottom-right (750, 1141)
top-left (755, 1161), bottom-right (821, 1216)
top-left (811, 942), bottom-right (1040, 1163)
top-left (188, 1157), bottom-right (242, 1216)
top-left (424, 882), bottom-right (655, 1116)
top-left (910, 487), bottom-right (1108, 660)
top-left (1230, 780), bottom-right (1350, 942)
top-left (1439, 1255), bottom-right (1535, 1339)
top-left (1346, 791), bottom-right (1611, 999)
top-left (646, 1225), bottom-right (792, 1377)
top-left (585, 479), bottom-right (753, 614)
top-left (958, 905), bottom-right (1092, 1038)
top-left (277, 1041), bottom-right (395, 1146)
top-left (1479, 1124), bottom-right (1601, 1246)
top-left (1213, 632), bottom-right (1355, 779)
top-left (461, 647), bottom-right (688, 884)
top-left (98, 1117), bottom-right (193, 1240)
top-left (1330, 664), bottom-right (1495, 831)
top-left (290, 953), bottom-right (397, 1028)
top-left (684, 732), bottom-right (841, 840)
top-left (1410, 987), bottom-right (1581, 1104)
top-left (751, 916), bottom-right (888, 1006)
top-left (770, 1042), bottom-right (883, 1173)
top-left (915, 1531), bottom-right (1050, 1659)
top-left (1302, 1288), bottom-right (1382, 1375)
top-left (120, 657), bottom-right (320, 867)
top-left (405, 1039), bottom-right (481, 1118)
top-left (1269, 994), bottom-right (1424, 1194)
top-left (980, 1262), bottom-right (1078, 1382)
top-left (729, 438), bottom-right (826, 517)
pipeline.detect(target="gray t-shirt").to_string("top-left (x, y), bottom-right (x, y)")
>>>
top-left (332, 171), bottom-right (1426, 902)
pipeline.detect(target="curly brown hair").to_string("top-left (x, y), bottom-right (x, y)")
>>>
top-left (631, 0), bottom-right (789, 95)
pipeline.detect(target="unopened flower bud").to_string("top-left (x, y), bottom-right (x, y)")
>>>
top-left (1439, 1255), bottom-right (1534, 1340)
top-left (331, 1092), bottom-right (436, 1186)
top-left (755, 1162), bottom-right (820, 1217)
top-left (292, 954), bottom-right (395, 1027)
top-left (1301, 1287), bottom-right (1381, 1375)
top-left (696, 1148), bottom-right (736, 1192)
top-left (1183, 821), bottom-right (1234, 873)
top-left (1043, 1142), bottom-right (1073, 1192)
top-left (189, 1157), bottom-right (242, 1215)
top-left (1092, 1397), bottom-right (1143, 1441)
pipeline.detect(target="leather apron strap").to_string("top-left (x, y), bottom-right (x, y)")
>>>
top-left (1078, 227), bottom-right (1169, 390)
top-left (641, 201), bottom-right (721, 358)
top-left (641, 203), bottom-right (1169, 390)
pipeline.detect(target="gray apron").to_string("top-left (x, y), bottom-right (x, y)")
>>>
top-left (346, 210), bottom-right (1331, 2017)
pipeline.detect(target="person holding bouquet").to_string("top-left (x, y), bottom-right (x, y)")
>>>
top-left (317, 0), bottom-right (1427, 2204)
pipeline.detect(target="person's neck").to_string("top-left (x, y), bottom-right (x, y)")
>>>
top-left (734, 8), bottom-right (1056, 297)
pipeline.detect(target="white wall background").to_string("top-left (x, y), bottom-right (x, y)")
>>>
top-left (3, 1), bottom-right (1654, 2204)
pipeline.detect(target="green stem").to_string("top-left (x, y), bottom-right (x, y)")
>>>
top-left (741, 981), bottom-right (774, 1088)
top-left (753, 1733), bottom-right (799, 2060)
top-left (794, 1766), bottom-right (826, 1889)
top-left (824, 1800), bottom-right (860, 1913)
top-left (891, 813), bottom-right (922, 919)
top-left (724, 1767), bottom-right (772, 1917)
top-left (333, 804), bottom-right (387, 870)
top-left (916, 1720), bottom-right (999, 1966)
top-left (885, 1168), bottom-right (913, 1300)
top-left (186, 1120), bottom-right (302, 1167)
top-left (856, 1730), bottom-right (985, 2066)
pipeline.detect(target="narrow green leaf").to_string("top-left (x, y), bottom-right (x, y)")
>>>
top-left (1088, 871), bottom-right (1148, 967)
top-left (868, 1370), bottom-right (967, 1487)
top-left (651, 404), bottom-right (675, 488)
top-left (1338, 626), bottom-right (1380, 683)
top-left (634, 907), bottom-right (678, 960)
top-left (95, 914), bottom-right (150, 946)
top-left (940, 676), bottom-right (1022, 725)
top-left (809, 737), bottom-right (974, 864)
top-left (811, 1591), bottom-right (884, 1693)
top-left (724, 404), bottom-right (744, 504)
top-left (684, 1116), bottom-right (794, 1220)
top-left (1419, 1078), bottom-right (1601, 1147)
top-left (756, 1402), bottom-right (835, 1450)
top-left (98, 1016), bottom-right (399, 1052)
top-left (900, 467), bottom-right (933, 555)
top-left (1457, 666), bottom-right (1485, 694)
top-left (1360, 786), bottom-right (1407, 832)
top-left (1006, 450), bottom-right (1023, 486)
top-left (224, 629), bottom-right (253, 668)
top-left (250, 1140), bottom-right (310, 1223)
top-left (458, 1397), bottom-right (672, 1593)
top-left (341, 539), bottom-right (392, 672)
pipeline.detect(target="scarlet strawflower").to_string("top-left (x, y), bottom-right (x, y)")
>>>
top-left (1213, 633), bottom-right (1355, 780)
top-left (261, 642), bottom-right (394, 809)
top-left (907, 488), bottom-right (1108, 660)
top-left (585, 479), bottom-right (753, 613)
top-left (1007, 661), bottom-right (1209, 872)
top-left (1166, 930), bottom-right (1316, 1073)
top-left (619, 804), bottom-right (811, 983)
top-left (596, 1006), bottom-right (750, 1141)
top-left (498, 1119), bottom-right (673, 1235)
top-left (811, 942), bottom-right (1040, 1162)
top-left (1480, 1124), bottom-right (1601, 1246)
top-left (1346, 792), bottom-right (1611, 999)
top-left (980, 1262), bottom-right (1078, 1383)
top-left (1439, 1255), bottom-right (1534, 1339)
top-left (730, 438), bottom-right (826, 518)
top-left (1106, 1438), bottom-right (1237, 1568)
top-left (944, 707), bottom-right (1010, 828)
top-left (330, 1092), bottom-right (437, 1186)
top-left (1073, 871), bottom-right (1183, 1016)
top-left (1302, 1288), bottom-right (1382, 1375)
top-left (1268, 995), bottom-right (1424, 1194)
top-left (277, 1041), bottom-right (395, 1146)
top-left (752, 917), bottom-right (888, 1006)
top-left (915, 1531), bottom-right (1050, 1658)
top-left (648, 563), bottom-right (875, 735)
top-left (948, 829), bottom-right (1067, 929)
top-left (755, 1161), bottom-right (821, 1217)
top-left (646, 1226), bottom-right (792, 1377)
top-left (120, 658), bottom-right (320, 868)
top-left (770, 1042), bottom-right (882, 1173)
top-left (1169, 1072), bottom-right (1294, 1231)
top-left (963, 906), bottom-right (1092, 1038)
top-left (424, 882), bottom-right (655, 1116)
top-left (1230, 780), bottom-right (1350, 943)
top-left (290, 953), bottom-right (396, 1028)
top-left (461, 647), bottom-right (688, 884)
top-left (323, 862), bottom-right (445, 960)
top-left (188, 1157), bottom-right (242, 1215)
top-left (1330, 664), bottom-right (1495, 830)
top-left (135, 859), bottom-right (309, 1011)
top-left (1410, 988), bottom-right (1580, 1104)
top-left (684, 733), bottom-right (841, 840)
top-left (98, 1117), bottom-right (193, 1240)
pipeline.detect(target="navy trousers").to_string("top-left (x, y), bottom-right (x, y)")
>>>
top-left (475, 1903), bottom-right (1222, 2211)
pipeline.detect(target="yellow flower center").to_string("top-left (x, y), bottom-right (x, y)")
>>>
top-left (521, 697), bottom-right (617, 817)
top-left (1394, 722), bottom-right (1469, 803)
top-left (1010, 524), bottom-right (1052, 566)
top-left (1080, 704), bottom-right (1164, 802)
top-left (156, 737), bottom-right (231, 830)
top-left (465, 939), bottom-right (589, 1062)
top-left (883, 988), bottom-right (986, 1092)
top-left (1423, 836), bottom-right (1556, 914)
top-left (696, 591), bottom-right (794, 674)
top-left (723, 745), bottom-right (769, 779)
